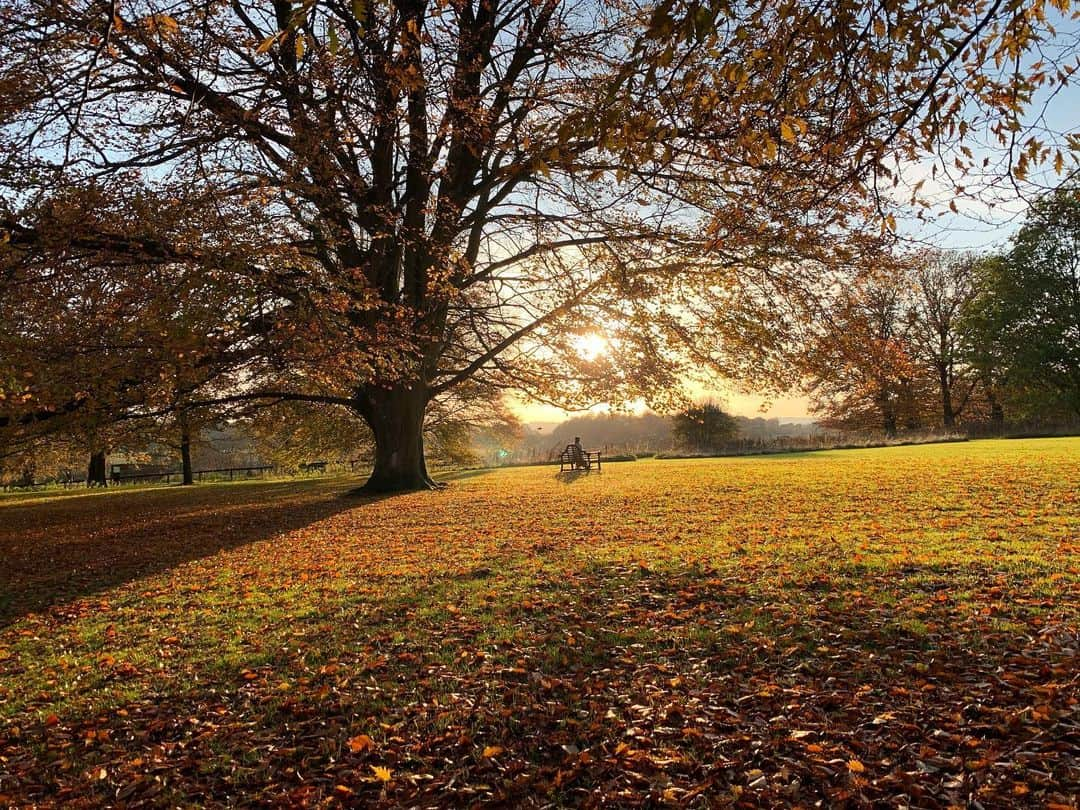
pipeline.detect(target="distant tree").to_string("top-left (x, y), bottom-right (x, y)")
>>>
top-left (800, 268), bottom-right (929, 436)
top-left (544, 411), bottom-right (674, 453)
top-left (672, 401), bottom-right (738, 451)
top-left (906, 252), bottom-right (979, 430)
top-left (423, 382), bottom-right (522, 467)
top-left (958, 255), bottom-right (1013, 428)
top-left (246, 402), bottom-right (371, 471)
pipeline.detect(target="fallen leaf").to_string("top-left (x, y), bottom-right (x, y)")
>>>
top-left (348, 734), bottom-right (375, 753)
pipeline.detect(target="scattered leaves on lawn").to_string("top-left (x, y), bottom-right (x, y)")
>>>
top-left (0, 440), bottom-right (1077, 807)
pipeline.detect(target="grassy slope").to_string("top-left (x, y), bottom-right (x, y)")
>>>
top-left (0, 439), bottom-right (1077, 807)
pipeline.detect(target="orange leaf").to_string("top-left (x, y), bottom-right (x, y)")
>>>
top-left (256, 33), bottom-right (278, 55)
top-left (348, 734), bottom-right (375, 753)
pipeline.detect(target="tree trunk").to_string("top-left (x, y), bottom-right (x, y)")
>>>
top-left (883, 410), bottom-right (897, 437)
top-left (989, 394), bottom-right (1005, 433)
top-left (180, 431), bottom-right (193, 486)
top-left (877, 391), bottom-right (898, 438)
top-left (355, 385), bottom-right (440, 493)
top-left (939, 366), bottom-right (955, 430)
top-left (87, 450), bottom-right (107, 488)
top-left (179, 413), bottom-right (194, 486)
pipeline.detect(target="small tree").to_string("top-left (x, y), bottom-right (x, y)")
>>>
top-left (672, 401), bottom-right (738, 452)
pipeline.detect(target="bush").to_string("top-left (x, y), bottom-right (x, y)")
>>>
top-left (603, 454), bottom-right (637, 462)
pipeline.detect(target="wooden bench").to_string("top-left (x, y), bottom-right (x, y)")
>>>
top-left (559, 445), bottom-right (602, 472)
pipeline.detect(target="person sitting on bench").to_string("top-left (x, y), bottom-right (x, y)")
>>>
top-left (570, 436), bottom-right (586, 469)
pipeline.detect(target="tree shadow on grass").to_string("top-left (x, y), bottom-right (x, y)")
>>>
top-left (0, 478), bottom-right (385, 626)
top-left (2, 559), bottom-right (1075, 807)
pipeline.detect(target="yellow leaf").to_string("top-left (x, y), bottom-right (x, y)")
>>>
top-left (294, 33), bottom-right (306, 60)
top-left (779, 120), bottom-right (796, 144)
top-left (847, 759), bottom-right (865, 773)
top-left (256, 34), bottom-right (278, 55)
top-left (148, 14), bottom-right (179, 37)
top-left (482, 745), bottom-right (504, 758)
top-left (371, 765), bottom-right (392, 782)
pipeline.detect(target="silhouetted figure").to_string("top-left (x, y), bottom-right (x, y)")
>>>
top-left (571, 436), bottom-right (586, 469)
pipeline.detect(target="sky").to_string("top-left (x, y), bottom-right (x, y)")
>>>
top-left (511, 386), bottom-right (813, 426)
top-left (510, 35), bottom-right (1080, 426)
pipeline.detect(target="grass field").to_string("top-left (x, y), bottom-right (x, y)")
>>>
top-left (1, 439), bottom-right (1077, 807)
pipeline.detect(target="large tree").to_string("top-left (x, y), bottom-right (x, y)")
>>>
top-left (0, 0), bottom-right (1074, 491)
top-left (0, 185), bottom-right (256, 481)
top-left (963, 185), bottom-right (1080, 418)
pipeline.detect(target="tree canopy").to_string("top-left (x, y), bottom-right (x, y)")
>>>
top-left (672, 401), bottom-right (738, 451)
top-left (963, 185), bottom-right (1080, 418)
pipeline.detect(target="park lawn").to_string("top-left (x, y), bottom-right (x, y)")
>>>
top-left (0, 440), bottom-right (1077, 807)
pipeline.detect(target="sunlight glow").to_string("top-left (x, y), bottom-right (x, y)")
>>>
top-left (573, 332), bottom-right (610, 361)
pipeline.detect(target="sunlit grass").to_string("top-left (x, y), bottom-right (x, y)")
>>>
top-left (0, 438), bottom-right (1076, 806)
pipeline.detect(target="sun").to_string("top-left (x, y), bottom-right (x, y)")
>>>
top-left (573, 332), bottom-right (610, 361)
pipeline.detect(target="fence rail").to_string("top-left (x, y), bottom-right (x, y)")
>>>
top-left (109, 465), bottom-right (278, 485)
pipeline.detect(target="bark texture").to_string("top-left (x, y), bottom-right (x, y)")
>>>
top-left (355, 386), bottom-right (440, 493)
